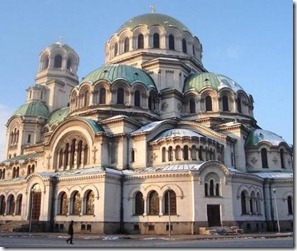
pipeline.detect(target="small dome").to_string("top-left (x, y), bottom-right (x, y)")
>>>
top-left (245, 129), bottom-right (287, 147)
top-left (81, 64), bottom-right (157, 90)
top-left (152, 128), bottom-right (204, 142)
top-left (184, 72), bottom-right (244, 93)
top-left (47, 107), bottom-right (70, 126)
top-left (117, 13), bottom-right (191, 33)
top-left (14, 101), bottom-right (50, 119)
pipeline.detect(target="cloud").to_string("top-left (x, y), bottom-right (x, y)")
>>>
top-left (0, 104), bottom-right (13, 160)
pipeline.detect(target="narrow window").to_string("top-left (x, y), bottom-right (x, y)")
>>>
top-left (124, 37), bottom-right (129, 52)
top-left (148, 191), bottom-right (159, 215)
top-left (168, 146), bottom-right (173, 161)
top-left (261, 148), bottom-right (268, 168)
top-left (169, 35), bottom-right (175, 50)
top-left (164, 189), bottom-right (176, 215)
top-left (153, 33), bottom-right (160, 48)
top-left (237, 97), bottom-right (242, 113)
top-left (114, 42), bottom-right (118, 56)
top-left (241, 191), bottom-right (247, 214)
top-left (189, 98), bottom-right (196, 113)
top-left (222, 95), bottom-right (229, 111)
top-left (280, 149), bottom-right (285, 168)
top-left (183, 145), bottom-right (189, 160)
top-left (162, 147), bottom-right (166, 162)
top-left (135, 192), bottom-right (144, 215)
top-left (131, 149), bottom-right (135, 162)
top-left (67, 58), bottom-right (72, 71)
top-left (85, 190), bottom-right (94, 215)
top-left (182, 39), bottom-right (187, 53)
top-left (138, 34), bottom-right (144, 49)
top-left (54, 55), bottom-right (62, 68)
top-left (99, 88), bottom-right (106, 104)
top-left (205, 96), bottom-right (212, 111)
top-left (27, 134), bottom-right (31, 143)
top-left (287, 196), bottom-right (293, 215)
top-left (117, 87), bottom-right (124, 104)
top-left (134, 90), bottom-right (140, 107)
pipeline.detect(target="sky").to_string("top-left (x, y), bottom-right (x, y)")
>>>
top-left (0, 0), bottom-right (294, 159)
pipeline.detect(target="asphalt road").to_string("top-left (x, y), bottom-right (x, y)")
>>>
top-left (0, 234), bottom-right (294, 248)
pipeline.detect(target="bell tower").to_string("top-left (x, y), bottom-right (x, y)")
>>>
top-left (34, 37), bottom-right (79, 112)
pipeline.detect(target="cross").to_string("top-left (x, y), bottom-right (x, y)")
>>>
top-left (58, 35), bottom-right (64, 45)
top-left (150, 5), bottom-right (156, 13)
top-left (92, 146), bottom-right (98, 163)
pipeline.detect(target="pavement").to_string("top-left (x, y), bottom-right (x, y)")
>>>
top-left (0, 231), bottom-right (293, 241)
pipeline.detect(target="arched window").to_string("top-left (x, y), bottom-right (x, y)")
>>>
top-left (191, 145), bottom-right (197, 160)
top-left (169, 35), bottom-right (175, 50)
top-left (44, 55), bottom-right (49, 70)
top-left (134, 90), bottom-right (140, 107)
top-left (70, 139), bottom-right (76, 168)
top-left (153, 33), bottom-right (160, 48)
top-left (148, 191), bottom-right (159, 215)
top-left (84, 90), bottom-right (90, 107)
top-left (168, 146), bottom-right (173, 161)
top-left (250, 191), bottom-right (256, 214)
top-left (131, 149), bottom-right (135, 162)
top-left (64, 143), bottom-right (69, 168)
top-left (7, 195), bottom-right (15, 215)
top-left (183, 145), bottom-right (189, 160)
top-left (280, 149), bottom-right (285, 168)
top-left (67, 58), bottom-right (72, 71)
top-left (192, 45), bottom-right (196, 56)
top-left (164, 189), bottom-right (176, 215)
top-left (54, 55), bottom-right (62, 68)
top-left (138, 34), bottom-right (144, 49)
top-left (83, 145), bottom-right (88, 165)
top-left (77, 140), bottom-right (83, 167)
top-left (205, 96), bottom-right (212, 111)
top-left (114, 42), bottom-right (118, 56)
top-left (256, 192), bottom-right (261, 214)
top-left (135, 192), bottom-right (144, 215)
top-left (241, 191), bottom-right (248, 214)
top-left (261, 148), bottom-right (268, 168)
top-left (71, 191), bottom-right (81, 215)
top-left (209, 180), bottom-right (214, 196)
top-left (59, 192), bottom-right (68, 215)
top-left (15, 194), bottom-right (22, 215)
top-left (199, 146), bottom-right (203, 160)
top-left (0, 195), bottom-right (6, 214)
top-left (162, 147), bottom-right (166, 162)
top-left (204, 183), bottom-right (208, 196)
top-left (175, 146), bottom-right (181, 161)
top-left (117, 87), bottom-right (124, 104)
top-left (99, 88), bottom-right (106, 104)
top-left (124, 37), bottom-right (129, 52)
top-left (237, 97), bottom-right (242, 113)
top-left (85, 190), bottom-right (94, 215)
top-left (222, 95), bottom-right (229, 111)
top-left (182, 39), bottom-right (187, 53)
top-left (287, 195), bottom-right (293, 215)
top-left (189, 98), bottom-right (196, 113)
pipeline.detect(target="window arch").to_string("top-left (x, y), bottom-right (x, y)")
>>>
top-left (71, 191), bottom-right (81, 215)
top-left (59, 192), bottom-right (68, 215)
top-left (168, 146), bottom-right (173, 161)
top-left (164, 189), bottom-right (176, 215)
top-left (117, 87), bottom-right (124, 104)
top-left (54, 54), bottom-right (62, 68)
top-left (182, 39), bottom-right (187, 53)
top-left (222, 95), bottom-right (229, 111)
top-left (205, 96), bottom-right (212, 111)
top-left (138, 34), bottom-right (144, 49)
top-left (256, 192), bottom-right (261, 214)
top-left (153, 33), bottom-right (160, 48)
top-left (7, 195), bottom-right (15, 215)
top-left (15, 194), bottom-right (22, 215)
top-left (148, 191), bottom-right (159, 215)
top-left (205, 173), bottom-right (220, 197)
top-left (99, 88), bottom-right (106, 104)
top-left (0, 195), bottom-right (6, 214)
top-left (135, 192), bottom-right (144, 215)
top-left (162, 147), bottom-right (166, 162)
top-left (237, 97), bottom-right (242, 113)
top-left (261, 148), bottom-right (268, 168)
top-left (241, 190), bottom-right (248, 214)
top-left (134, 90), bottom-right (140, 107)
top-left (169, 34), bottom-right (175, 50)
top-left (183, 145), bottom-right (189, 160)
top-left (280, 149), bottom-right (285, 168)
top-left (114, 42), bottom-right (118, 56)
top-left (175, 146), bottom-right (181, 161)
top-left (67, 58), bottom-right (72, 71)
top-left (124, 37), bottom-right (129, 52)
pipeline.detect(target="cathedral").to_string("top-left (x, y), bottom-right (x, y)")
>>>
top-left (0, 12), bottom-right (293, 235)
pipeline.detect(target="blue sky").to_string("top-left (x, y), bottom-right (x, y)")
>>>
top-left (0, 0), bottom-right (293, 159)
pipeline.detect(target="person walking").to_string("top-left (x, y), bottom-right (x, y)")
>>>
top-left (66, 220), bottom-right (74, 244)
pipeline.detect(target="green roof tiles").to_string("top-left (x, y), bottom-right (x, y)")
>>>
top-left (47, 107), bottom-right (70, 125)
top-left (14, 101), bottom-right (50, 119)
top-left (117, 13), bottom-right (191, 33)
top-left (245, 129), bottom-right (286, 147)
top-left (81, 64), bottom-right (157, 90)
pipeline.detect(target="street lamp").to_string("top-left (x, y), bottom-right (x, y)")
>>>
top-left (273, 188), bottom-right (280, 233)
top-left (167, 187), bottom-right (171, 238)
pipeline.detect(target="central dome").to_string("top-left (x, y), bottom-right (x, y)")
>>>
top-left (117, 13), bottom-right (191, 33)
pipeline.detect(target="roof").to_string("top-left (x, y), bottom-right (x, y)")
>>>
top-left (252, 172), bottom-right (293, 179)
top-left (184, 72), bottom-right (244, 93)
top-left (245, 129), bottom-right (287, 147)
top-left (152, 128), bottom-right (204, 142)
top-left (116, 13), bottom-right (191, 33)
top-left (81, 64), bottom-right (157, 90)
top-left (47, 107), bottom-right (70, 126)
top-left (131, 120), bottom-right (165, 135)
top-left (13, 101), bottom-right (50, 119)
top-left (1, 152), bottom-right (37, 165)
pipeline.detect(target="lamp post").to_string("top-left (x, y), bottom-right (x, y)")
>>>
top-left (167, 187), bottom-right (171, 238)
top-left (273, 188), bottom-right (280, 233)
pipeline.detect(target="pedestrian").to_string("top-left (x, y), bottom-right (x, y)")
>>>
top-left (66, 220), bottom-right (74, 244)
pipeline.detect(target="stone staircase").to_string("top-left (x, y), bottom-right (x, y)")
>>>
top-left (199, 226), bottom-right (244, 235)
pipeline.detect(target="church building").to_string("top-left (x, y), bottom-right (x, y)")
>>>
top-left (0, 12), bottom-right (293, 235)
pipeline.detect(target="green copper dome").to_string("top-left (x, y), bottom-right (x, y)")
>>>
top-left (47, 107), bottom-right (70, 126)
top-left (183, 72), bottom-right (244, 93)
top-left (14, 101), bottom-right (50, 118)
top-left (117, 13), bottom-right (191, 33)
top-left (245, 129), bottom-right (286, 147)
top-left (81, 64), bottom-right (157, 90)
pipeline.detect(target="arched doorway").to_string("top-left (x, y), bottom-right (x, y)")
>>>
top-left (29, 184), bottom-right (42, 221)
